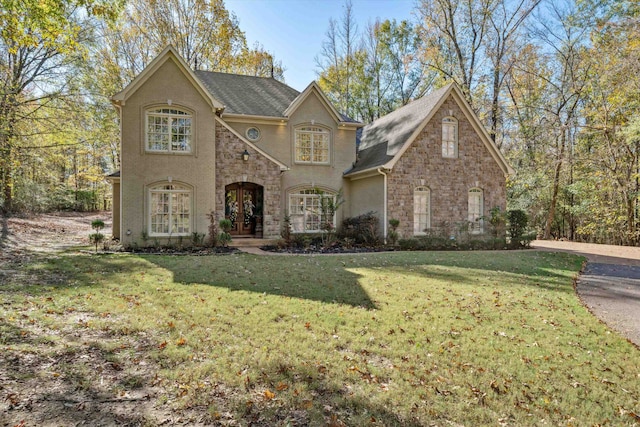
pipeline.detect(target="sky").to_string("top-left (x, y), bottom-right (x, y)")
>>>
top-left (225, 0), bottom-right (417, 91)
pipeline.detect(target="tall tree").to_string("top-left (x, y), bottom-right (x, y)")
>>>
top-left (316, 0), bottom-right (358, 117)
top-left (484, 0), bottom-right (541, 146)
top-left (417, 0), bottom-right (495, 106)
top-left (0, 0), bottom-right (122, 213)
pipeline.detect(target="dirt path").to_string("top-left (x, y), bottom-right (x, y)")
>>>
top-left (1, 211), bottom-right (112, 261)
top-left (532, 240), bottom-right (640, 347)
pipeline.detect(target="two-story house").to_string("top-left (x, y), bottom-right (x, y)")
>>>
top-left (107, 46), bottom-right (512, 245)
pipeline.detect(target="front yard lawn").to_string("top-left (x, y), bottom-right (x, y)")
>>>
top-left (2, 250), bottom-right (639, 426)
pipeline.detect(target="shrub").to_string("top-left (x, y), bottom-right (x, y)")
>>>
top-left (340, 211), bottom-right (381, 246)
top-left (387, 219), bottom-right (400, 246)
top-left (281, 213), bottom-right (292, 246)
top-left (487, 206), bottom-right (506, 239)
top-left (508, 209), bottom-right (529, 248)
top-left (89, 219), bottom-right (105, 253)
top-left (218, 219), bottom-right (233, 247)
top-left (191, 232), bottom-right (205, 247)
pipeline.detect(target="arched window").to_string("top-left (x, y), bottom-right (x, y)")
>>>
top-left (468, 188), bottom-right (484, 233)
top-left (146, 107), bottom-right (192, 153)
top-left (413, 186), bottom-right (431, 235)
top-left (295, 125), bottom-right (330, 164)
top-left (288, 188), bottom-right (337, 232)
top-left (442, 116), bottom-right (458, 158)
top-left (149, 183), bottom-right (192, 236)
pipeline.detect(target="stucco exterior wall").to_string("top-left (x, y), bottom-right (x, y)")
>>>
top-left (387, 95), bottom-right (507, 239)
top-left (346, 174), bottom-right (385, 231)
top-left (111, 180), bottom-right (121, 238)
top-left (119, 58), bottom-right (216, 246)
top-left (282, 92), bottom-right (357, 224)
top-left (215, 122), bottom-right (283, 238)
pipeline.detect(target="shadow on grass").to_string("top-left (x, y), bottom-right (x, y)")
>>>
top-left (141, 250), bottom-right (580, 309)
top-left (146, 253), bottom-right (378, 309)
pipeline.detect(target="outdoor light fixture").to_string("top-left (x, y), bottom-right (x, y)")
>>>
top-left (242, 149), bottom-right (250, 161)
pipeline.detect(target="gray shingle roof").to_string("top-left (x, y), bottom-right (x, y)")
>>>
top-left (345, 84), bottom-right (452, 175)
top-left (194, 70), bottom-right (300, 117)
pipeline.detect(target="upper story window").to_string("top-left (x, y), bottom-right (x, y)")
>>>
top-left (442, 116), bottom-right (458, 158)
top-left (146, 108), bottom-right (192, 153)
top-left (295, 126), bottom-right (330, 164)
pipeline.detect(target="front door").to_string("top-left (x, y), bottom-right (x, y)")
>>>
top-left (225, 183), bottom-right (260, 235)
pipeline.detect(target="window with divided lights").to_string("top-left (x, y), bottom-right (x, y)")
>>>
top-left (295, 126), bottom-right (330, 164)
top-left (146, 108), bottom-right (192, 153)
top-left (413, 186), bottom-right (431, 235)
top-left (288, 189), bottom-right (336, 232)
top-left (468, 188), bottom-right (483, 233)
top-left (149, 183), bottom-right (191, 236)
top-left (442, 116), bottom-right (458, 158)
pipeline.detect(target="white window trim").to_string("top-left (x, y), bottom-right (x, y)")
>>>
top-left (145, 107), bottom-right (193, 154)
top-left (442, 116), bottom-right (458, 158)
top-left (413, 186), bottom-right (431, 236)
top-left (468, 188), bottom-right (484, 234)
top-left (294, 125), bottom-right (331, 165)
top-left (288, 188), bottom-right (337, 233)
top-left (148, 183), bottom-right (192, 237)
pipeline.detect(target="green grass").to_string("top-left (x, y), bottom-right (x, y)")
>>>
top-left (2, 250), bottom-right (639, 426)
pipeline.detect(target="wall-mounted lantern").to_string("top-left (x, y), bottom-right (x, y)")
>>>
top-left (242, 149), bottom-right (250, 162)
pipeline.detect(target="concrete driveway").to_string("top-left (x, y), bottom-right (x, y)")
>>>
top-left (532, 240), bottom-right (640, 347)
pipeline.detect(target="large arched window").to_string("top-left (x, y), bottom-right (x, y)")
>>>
top-left (413, 186), bottom-right (431, 235)
top-left (146, 107), bottom-right (192, 153)
top-left (288, 188), bottom-right (337, 232)
top-left (442, 116), bottom-right (458, 158)
top-left (149, 183), bottom-right (192, 236)
top-left (468, 188), bottom-right (484, 233)
top-left (294, 125), bottom-right (330, 164)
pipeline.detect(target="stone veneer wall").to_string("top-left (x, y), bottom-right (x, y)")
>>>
top-left (387, 96), bottom-right (507, 238)
top-left (215, 122), bottom-right (282, 238)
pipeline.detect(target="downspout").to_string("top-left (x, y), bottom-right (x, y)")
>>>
top-left (377, 167), bottom-right (388, 243)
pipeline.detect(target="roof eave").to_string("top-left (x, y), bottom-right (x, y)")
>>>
top-left (344, 164), bottom-right (392, 180)
top-left (221, 113), bottom-right (289, 125)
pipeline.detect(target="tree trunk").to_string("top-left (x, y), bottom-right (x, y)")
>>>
top-left (543, 129), bottom-right (566, 240)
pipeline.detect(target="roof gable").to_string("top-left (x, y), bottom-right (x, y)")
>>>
top-left (345, 83), bottom-right (513, 176)
top-left (111, 46), bottom-right (223, 110)
top-left (284, 82), bottom-right (361, 127)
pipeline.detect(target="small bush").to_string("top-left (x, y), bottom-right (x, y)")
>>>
top-left (387, 219), bottom-right (400, 246)
top-left (219, 219), bottom-right (233, 247)
top-left (508, 209), bottom-right (529, 248)
top-left (340, 211), bottom-right (381, 246)
top-left (89, 219), bottom-right (105, 253)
